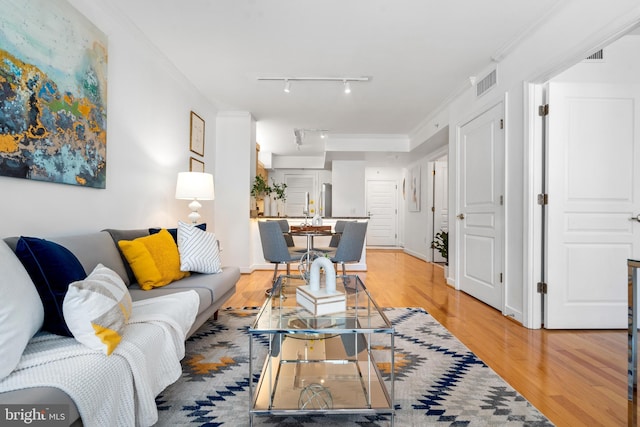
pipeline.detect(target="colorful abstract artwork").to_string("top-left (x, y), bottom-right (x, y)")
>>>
top-left (408, 165), bottom-right (420, 212)
top-left (0, 0), bottom-right (107, 188)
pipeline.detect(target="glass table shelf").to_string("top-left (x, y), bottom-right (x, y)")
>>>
top-left (248, 275), bottom-right (395, 425)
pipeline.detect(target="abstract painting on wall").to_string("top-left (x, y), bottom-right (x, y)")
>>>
top-left (408, 165), bottom-right (420, 212)
top-left (0, 0), bottom-right (107, 188)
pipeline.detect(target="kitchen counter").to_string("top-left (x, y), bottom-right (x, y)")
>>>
top-left (260, 216), bottom-right (370, 220)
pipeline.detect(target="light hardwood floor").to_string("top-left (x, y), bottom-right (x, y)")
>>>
top-left (225, 249), bottom-right (631, 427)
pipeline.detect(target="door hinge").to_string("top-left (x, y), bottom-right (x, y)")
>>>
top-left (537, 282), bottom-right (548, 294)
top-left (500, 119), bottom-right (504, 129)
top-left (431, 206), bottom-right (435, 212)
top-left (432, 169), bottom-right (436, 176)
top-left (537, 193), bottom-right (548, 205)
top-left (499, 273), bottom-right (503, 283)
top-left (499, 195), bottom-right (504, 206)
top-left (538, 104), bottom-right (549, 117)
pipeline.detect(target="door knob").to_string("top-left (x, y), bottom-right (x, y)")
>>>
top-left (630, 214), bottom-right (640, 222)
top-left (457, 213), bottom-right (465, 220)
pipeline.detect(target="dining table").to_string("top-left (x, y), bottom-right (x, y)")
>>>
top-left (289, 225), bottom-right (333, 278)
top-left (289, 224), bottom-right (333, 253)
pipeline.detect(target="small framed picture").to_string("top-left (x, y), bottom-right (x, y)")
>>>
top-left (190, 111), bottom-right (205, 156)
top-left (190, 157), bottom-right (204, 172)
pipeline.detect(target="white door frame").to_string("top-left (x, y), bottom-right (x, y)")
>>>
top-left (429, 159), bottom-right (448, 263)
top-left (523, 83), bottom-right (546, 329)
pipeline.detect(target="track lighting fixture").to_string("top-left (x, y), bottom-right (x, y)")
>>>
top-left (257, 76), bottom-right (370, 94)
top-left (294, 129), bottom-right (304, 150)
top-left (293, 128), bottom-right (329, 149)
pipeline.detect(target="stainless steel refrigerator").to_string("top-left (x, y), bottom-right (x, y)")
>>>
top-left (320, 183), bottom-right (332, 217)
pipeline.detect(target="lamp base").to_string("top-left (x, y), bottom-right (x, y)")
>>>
top-left (187, 199), bottom-right (202, 224)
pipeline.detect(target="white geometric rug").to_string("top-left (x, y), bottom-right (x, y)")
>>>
top-left (155, 307), bottom-right (554, 426)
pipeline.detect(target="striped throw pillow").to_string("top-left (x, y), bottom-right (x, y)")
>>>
top-left (63, 264), bottom-right (132, 355)
top-left (177, 221), bottom-right (222, 274)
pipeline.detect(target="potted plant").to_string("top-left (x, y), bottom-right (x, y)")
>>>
top-left (431, 230), bottom-right (449, 275)
top-left (271, 179), bottom-right (287, 216)
top-left (250, 175), bottom-right (271, 216)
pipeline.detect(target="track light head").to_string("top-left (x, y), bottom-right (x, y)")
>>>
top-left (284, 79), bottom-right (291, 93)
top-left (343, 80), bottom-right (351, 94)
top-left (294, 128), bottom-right (303, 148)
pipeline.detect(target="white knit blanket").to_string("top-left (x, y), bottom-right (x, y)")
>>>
top-left (0, 291), bottom-right (199, 426)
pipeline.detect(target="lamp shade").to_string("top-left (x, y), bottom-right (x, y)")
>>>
top-left (175, 172), bottom-right (214, 200)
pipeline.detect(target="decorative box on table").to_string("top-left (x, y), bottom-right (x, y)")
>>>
top-left (296, 285), bottom-right (346, 316)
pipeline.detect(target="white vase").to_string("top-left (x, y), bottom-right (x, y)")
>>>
top-left (263, 197), bottom-right (270, 216)
top-left (271, 198), bottom-right (278, 217)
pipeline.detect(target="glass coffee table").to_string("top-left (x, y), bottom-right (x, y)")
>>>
top-left (248, 274), bottom-right (395, 426)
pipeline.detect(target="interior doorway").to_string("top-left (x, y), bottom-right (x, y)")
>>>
top-left (536, 31), bottom-right (640, 329)
top-left (429, 159), bottom-right (448, 263)
top-left (365, 177), bottom-right (398, 247)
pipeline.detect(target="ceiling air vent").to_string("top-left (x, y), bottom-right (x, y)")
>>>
top-left (583, 49), bottom-right (604, 63)
top-left (476, 69), bottom-right (497, 97)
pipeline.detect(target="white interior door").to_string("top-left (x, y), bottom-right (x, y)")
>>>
top-left (457, 103), bottom-right (504, 311)
top-left (432, 160), bottom-right (449, 263)
top-left (546, 82), bottom-right (640, 329)
top-left (366, 179), bottom-right (397, 246)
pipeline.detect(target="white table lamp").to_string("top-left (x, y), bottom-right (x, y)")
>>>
top-left (175, 172), bottom-right (214, 223)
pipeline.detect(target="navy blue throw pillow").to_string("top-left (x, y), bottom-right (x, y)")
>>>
top-left (15, 237), bottom-right (87, 337)
top-left (149, 223), bottom-right (206, 243)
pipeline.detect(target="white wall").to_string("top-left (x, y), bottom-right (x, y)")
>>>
top-left (402, 158), bottom-right (431, 260)
top-left (331, 160), bottom-right (366, 217)
top-left (401, 141), bottom-right (448, 261)
top-left (0, 1), bottom-right (218, 240)
top-left (554, 35), bottom-right (640, 84)
top-left (214, 112), bottom-right (255, 272)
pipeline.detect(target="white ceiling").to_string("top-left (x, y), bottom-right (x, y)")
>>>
top-left (109, 0), bottom-right (559, 167)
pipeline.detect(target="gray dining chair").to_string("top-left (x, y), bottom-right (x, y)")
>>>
top-left (314, 220), bottom-right (352, 253)
top-left (330, 221), bottom-right (368, 276)
top-left (258, 221), bottom-right (301, 283)
top-left (268, 219), bottom-right (305, 251)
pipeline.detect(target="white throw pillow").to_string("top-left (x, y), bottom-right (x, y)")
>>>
top-left (0, 240), bottom-right (45, 380)
top-left (63, 264), bottom-right (132, 355)
top-left (177, 221), bottom-right (222, 274)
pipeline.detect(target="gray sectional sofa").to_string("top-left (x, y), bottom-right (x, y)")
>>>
top-left (0, 227), bottom-right (241, 426)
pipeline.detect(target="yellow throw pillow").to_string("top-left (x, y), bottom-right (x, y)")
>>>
top-left (118, 229), bottom-right (189, 290)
